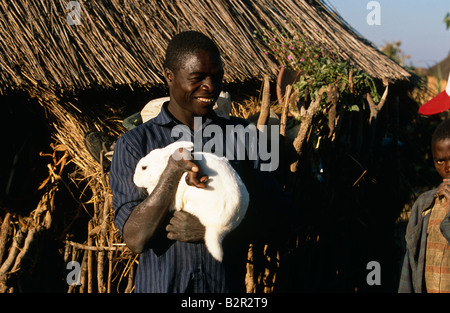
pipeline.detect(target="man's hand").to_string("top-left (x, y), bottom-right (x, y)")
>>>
top-left (169, 148), bottom-right (208, 188)
top-left (166, 211), bottom-right (205, 242)
top-left (165, 148), bottom-right (208, 242)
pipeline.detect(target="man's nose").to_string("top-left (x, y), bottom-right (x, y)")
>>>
top-left (201, 77), bottom-right (220, 92)
top-left (445, 161), bottom-right (450, 172)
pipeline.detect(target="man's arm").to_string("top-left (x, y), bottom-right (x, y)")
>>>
top-left (122, 148), bottom-right (207, 254)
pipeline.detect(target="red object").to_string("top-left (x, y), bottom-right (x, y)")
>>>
top-left (419, 72), bottom-right (450, 115)
top-left (276, 67), bottom-right (301, 105)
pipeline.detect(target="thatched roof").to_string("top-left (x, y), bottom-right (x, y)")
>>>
top-left (0, 0), bottom-right (411, 95)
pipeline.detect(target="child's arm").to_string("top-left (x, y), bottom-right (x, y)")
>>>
top-left (436, 179), bottom-right (450, 243)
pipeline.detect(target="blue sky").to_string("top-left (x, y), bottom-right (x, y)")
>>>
top-left (324, 0), bottom-right (450, 68)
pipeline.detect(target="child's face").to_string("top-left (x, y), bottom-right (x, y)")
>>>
top-left (432, 138), bottom-right (450, 180)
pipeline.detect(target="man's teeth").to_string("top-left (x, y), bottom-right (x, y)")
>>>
top-left (197, 97), bottom-right (214, 103)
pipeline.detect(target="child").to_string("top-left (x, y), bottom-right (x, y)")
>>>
top-left (398, 118), bottom-right (450, 293)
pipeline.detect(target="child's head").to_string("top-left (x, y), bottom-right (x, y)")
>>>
top-left (432, 118), bottom-right (450, 179)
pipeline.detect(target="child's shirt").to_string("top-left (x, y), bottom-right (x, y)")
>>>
top-left (424, 198), bottom-right (450, 293)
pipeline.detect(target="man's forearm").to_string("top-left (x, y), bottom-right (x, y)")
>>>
top-left (122, 164), bottom-right (184, 254)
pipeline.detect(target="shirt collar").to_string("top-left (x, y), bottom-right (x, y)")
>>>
top-left (151, 101), bottom-right (177, 126)
top-left (152, 101), bottom-right (222, 128)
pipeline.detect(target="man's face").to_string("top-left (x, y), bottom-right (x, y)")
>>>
top-left (165, 50), bottom-right (224, 122)
top-left (433, 138), bottom-right (450, 180)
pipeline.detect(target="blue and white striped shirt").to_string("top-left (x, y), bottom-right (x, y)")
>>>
top-left (110, 102), bottom-right (281, 293)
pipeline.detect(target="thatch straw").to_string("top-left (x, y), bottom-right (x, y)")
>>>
top-left (0, 0), bottom-right (411, 96)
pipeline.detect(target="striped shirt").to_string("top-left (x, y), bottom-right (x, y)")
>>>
top-left (424, 199), bottom-right (450, 293)
top-left (109, 102), bottom-right (282, 292)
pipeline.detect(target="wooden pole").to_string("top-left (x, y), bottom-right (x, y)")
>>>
top-left (257, 75), bottom-right (271, 132)
top-left (280, 84), bottom-right (292, 136)
top-left (0, 213), bottom-right (12, 264)
top-left (87, 220), bottom-right (93, 293)
top-left (291, 86), bottom-right (326, 172)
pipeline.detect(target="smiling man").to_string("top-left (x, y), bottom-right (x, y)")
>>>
top-left (109, 31), bottom-right (289, 293)
top-left (163, 35), bottom-right (224, 128)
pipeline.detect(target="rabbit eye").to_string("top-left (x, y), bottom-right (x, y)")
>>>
top-left (142, 166), bottom-right (147, 170)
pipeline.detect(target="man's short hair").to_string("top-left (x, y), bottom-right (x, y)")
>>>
top-left (163, 31), bottom-right (221, 72)
top-left (432, 118), bottom-right (450, 144)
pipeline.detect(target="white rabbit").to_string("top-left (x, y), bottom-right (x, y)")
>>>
top-left (133, 141), bottom-right (249, 262)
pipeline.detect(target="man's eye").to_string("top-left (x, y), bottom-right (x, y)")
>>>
top-left (190, 76), bottom-right (203, 81)
top-left (436, 160), bottom-right (444, 165)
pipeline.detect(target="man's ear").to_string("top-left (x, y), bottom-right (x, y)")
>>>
top-left (164, 68), bottom-right (174, 85)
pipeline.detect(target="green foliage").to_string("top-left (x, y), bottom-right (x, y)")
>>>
top-left (445, 13), bottom-right (450, 30)
top-left (380, 41), bottom-right (410, 67)
top-left (253, 23), bottom-right (380, 106)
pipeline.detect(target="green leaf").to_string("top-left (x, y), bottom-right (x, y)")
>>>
top-left (349, 105), bottom-right (360, 112)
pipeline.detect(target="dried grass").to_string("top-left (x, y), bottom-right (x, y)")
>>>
top-left (0, 0), bottom-right (411, 95)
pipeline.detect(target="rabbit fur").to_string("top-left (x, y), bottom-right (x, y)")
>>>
top-left (133, 141), bottom-right (249, 261)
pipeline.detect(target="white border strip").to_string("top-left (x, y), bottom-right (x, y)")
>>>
top-left (446, 71), bottom-right (450, 96)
